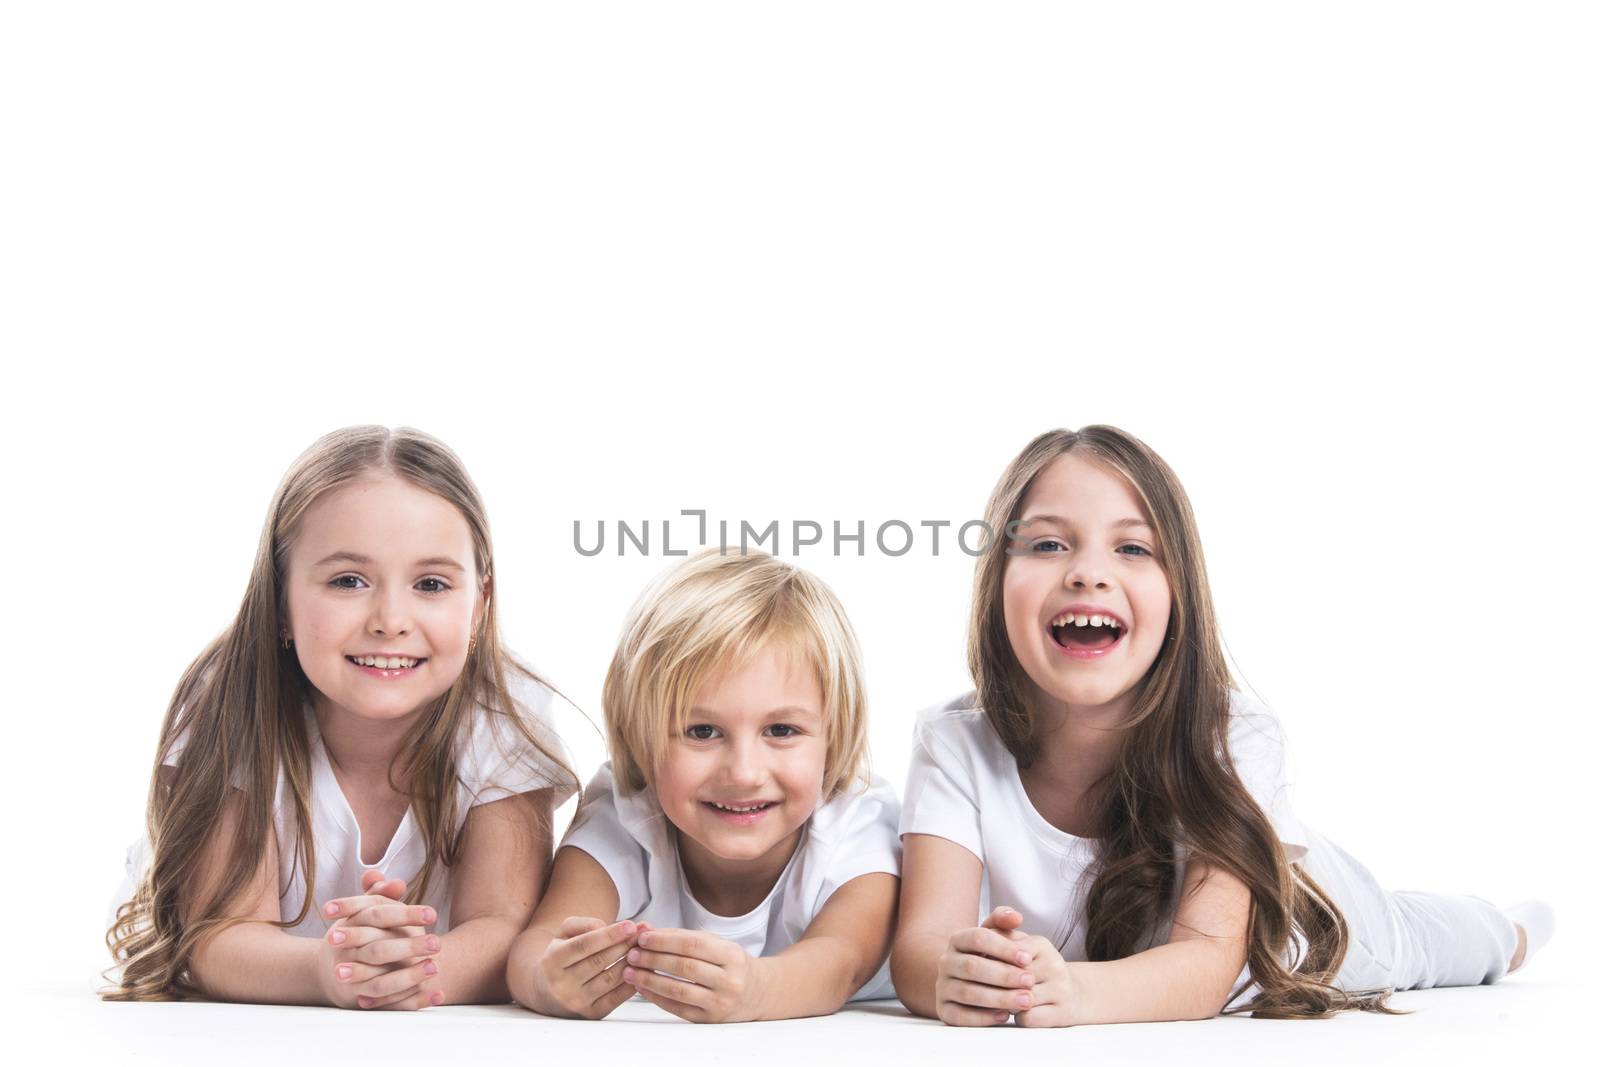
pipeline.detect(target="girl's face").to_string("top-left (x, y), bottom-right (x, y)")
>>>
top-left (284, 474), bottom-right (485, 724)
top-left (653, 642), bottom-right (828, 877)
top-left (1002, 452), bottom-right (1172, 717)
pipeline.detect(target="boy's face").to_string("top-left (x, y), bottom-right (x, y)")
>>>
top-left (652, 642), bottom-right (829, 888)
top-left (283, 474), bottom-right (485, 727)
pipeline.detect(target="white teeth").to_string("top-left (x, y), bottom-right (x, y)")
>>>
top-left (355, 655), bottom-right (418, 669)
top-left (1051, 612), bottom-right (1123, 630)
top-left (711, 801), bottom-right (771, 813)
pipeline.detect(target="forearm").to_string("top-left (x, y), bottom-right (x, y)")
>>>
top-left (888, 930), bottom-right (945, 1019)
top-left (436, 914), bottom-right (526, 1005)
top-left (754, 935), bottom-right (881, 1020)
top-left (190, 923), bottom-right (327, 1006)
top-left (1060, 939), bottom-right (1242, 1025)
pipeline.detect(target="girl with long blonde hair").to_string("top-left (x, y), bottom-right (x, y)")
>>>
top-left (105, 426), bottom-right (577, 1010)
top-left (892, 425), bottom-right (1552, 1025)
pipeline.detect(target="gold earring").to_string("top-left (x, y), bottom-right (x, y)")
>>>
top-left (280, 630), bottom-right (292, 650)
top-left (468, 633), bottom-right (478, 655)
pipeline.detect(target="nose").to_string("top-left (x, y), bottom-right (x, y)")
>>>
top-left (720, 735), bottom-right (767, 791)
top-left (1062, 542), bottom-right (1114, 591)
top-left (367, 582), bottom-right (412, 638)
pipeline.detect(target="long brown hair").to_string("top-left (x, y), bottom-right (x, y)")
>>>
top-left (969, 426), bottom-right (1394, 1019)
top-left (104, 425), bottom-right (575, 1001)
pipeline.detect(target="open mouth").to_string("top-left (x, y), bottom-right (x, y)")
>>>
top-left (1049, 612), bottom-right (1125, 653)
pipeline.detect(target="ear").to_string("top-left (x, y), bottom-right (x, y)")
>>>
top-left (474, 572), bottom-right (493, 630)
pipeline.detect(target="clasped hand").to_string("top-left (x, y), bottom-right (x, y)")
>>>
top-left (316, 868), bottom-right (442, 1011)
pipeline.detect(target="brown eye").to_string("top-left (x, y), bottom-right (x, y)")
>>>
top-left (686, 724), bottom-right (718, 741)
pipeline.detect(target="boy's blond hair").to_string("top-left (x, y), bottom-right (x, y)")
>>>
top-left (603, 549), bottom-right (868, 799)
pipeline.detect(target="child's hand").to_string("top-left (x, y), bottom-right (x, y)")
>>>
top-left (622, 924), bottom-right (769, 1023)
top-left (984, 907), bottom-right (1079, 1028)
top-left (535, 916), bottom-right (639, 1019)
top-left (317, 870), bottom-right (442, 1010)
top-left (934, 908), bottom-right (1038, 1026)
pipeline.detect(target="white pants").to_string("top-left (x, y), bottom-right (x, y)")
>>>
top-left (1300, 828), bottom-right (1519, 993)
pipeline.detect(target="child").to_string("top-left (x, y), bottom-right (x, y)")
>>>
top-left (105, 426), bottom-right (578, 1010)
top-left (507, 550), bottom-right (900, 1022)
top-left (892, 426), bottom-right (1553, 1026)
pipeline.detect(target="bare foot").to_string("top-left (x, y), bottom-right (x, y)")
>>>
top-left (1508, 923), bottom-right (1527, 972)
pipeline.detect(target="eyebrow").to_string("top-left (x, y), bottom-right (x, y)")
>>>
top-left (313, 551), bottom-right (467, 572)
top-left (1016, 514), bottom-right (1152, 531)
top-left (687, 705), bottom-right (822, 720)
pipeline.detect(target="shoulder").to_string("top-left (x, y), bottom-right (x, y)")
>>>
top-left (457, 660), bottom-right (578, 802)
top-left (807, 775), bottom-right (901, 843)
top-left (1225, 688), bottom-right (1292, 758)
top-left (911, 691), bottom-right (1010, 771)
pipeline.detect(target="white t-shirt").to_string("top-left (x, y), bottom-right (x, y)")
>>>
top-left (562, 761), bottom-right (903, 1000)
top-left (119, 670), bottom-right (578, 936)
top-left (900, 689), bottom-right (1308, 969)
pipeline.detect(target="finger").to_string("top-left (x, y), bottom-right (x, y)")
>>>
top-left (557, 915), bottom-right (608, 939)
top-left (352, 933), bottom-right (441, 967)
top-left (940, 1001), bottom-right (1011, 1027)
top-left (372, 877), bottom-right (408, 901)
top-left (941, 978), bottom-right (1033, 1012)
top-left (625, 948), bottom-right (719, 987)
top-left (577, 946), bottom-right (633, 991)
top-left (353, 958), bottom-right (438, 1000)
top-left (553, 921), bottom-right (637, 968)
top-left (587, 980), bottom-right (636, 1019)
top-left (361, 869), bottom-right (386, 894)
top-left (377, 989), bottom-right (444, 1011)
top-left (343, 903), bottom-right (438, 929)
top-left (325, 896), bottom-right (435, 924)
top-left (326, 923), bottom-right (414, 950)
top-left (634, 928), bottom-right (731, 964)
top-left (982, 907), bottom-right (1026, 932)
top-left (950, 926), bottom-right (1034, 966)
top-left (943, 950), bottom-right (1034, 989)
top-left (634, 985), bottom-right (703, 1023)
top-left (580, 958), bottom-right (632, 1000)
top-left (624, 965), bottom-right (711, 1008)
top-left (357, 982), bottom-right (437, 1010)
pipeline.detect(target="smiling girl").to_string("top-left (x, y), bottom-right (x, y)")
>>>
top-left (105, 426), bottom-right (578, 1009)
top-left (892, 426), bottom-right (1553, 1026)
top-left (507, 550), bottom-right (900, 1022)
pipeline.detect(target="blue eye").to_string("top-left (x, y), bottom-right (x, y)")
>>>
top-left (1118, 545), bottom-right (1152, 558)
top-left (1032, 539), bottom-right (1066, 553)
top-left (330, 574), bottom-right (366, 589)
top-left (416, 577), bottom-right (450, 594)
top-left (686, 724), bottom-right (719, 741)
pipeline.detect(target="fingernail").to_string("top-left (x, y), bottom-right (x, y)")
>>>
top-left (324, 902), bottom-right (339, 917)
top-left (357, 996), bottom-right (372, 1009)
top-left (627, 949), bottom-right (640, 963)
top-left (1020, 973), bottom-right (1034, 988)
top-left (623, 967), bottom-right (636, 982)
top-left (1017, 952), bottom-right (1032, 966)
top-left (637, 930), bottom-right (650, 946)
top-left (1016, 994), bottom-right (1032, 1010)
top-left (422, 907), bottom-right (437, 923)
top-left (994, 1011), bottom-right (1008, 1023)
top-left (329, 930), bottom-right (346, 945)
top-left (429, 991), bottom-right (444, 1006)
top-left (337, 965), bottom-right (352, 980)
top-left (425, 936), bottom-right (440, 952)
top-left (619, 921), bottom-right (635, 934)
top-left (424, 960), bottom-right (438, 977)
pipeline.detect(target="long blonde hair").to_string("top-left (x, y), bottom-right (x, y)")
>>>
top-left (970, 426), bottom-right (1395, 1019)
top-left (104, 425), bottom-right (574, 1001)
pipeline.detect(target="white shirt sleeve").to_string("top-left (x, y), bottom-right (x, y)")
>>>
top-left (560, 763), bottom-right (651, 920)
top-left (813, 777), bottom-right (903, 904)
top-left (1226, 693), bottom-right (1308, 861)
top-left (899, 710), bottom-right (985, 862)
top-left (459, 671), bottom-right (580, 809)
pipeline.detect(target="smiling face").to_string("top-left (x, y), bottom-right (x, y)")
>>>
top-left (652, 641), bottom-right (828, 887)
top-left (1002, 452), bottom-right (1172, 718)
top-left (283, 473), bottom-right (485, 726)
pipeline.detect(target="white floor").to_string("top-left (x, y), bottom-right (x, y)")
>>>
top-left (24, 971), bottom-right (1586, 1067)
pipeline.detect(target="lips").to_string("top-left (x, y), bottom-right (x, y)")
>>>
top-left (345, 654), bottom-right (427, 678)
top-left (1047, 607), bottom-right (1127, 659)
top-left (701, 799), bottom-right (779, 826)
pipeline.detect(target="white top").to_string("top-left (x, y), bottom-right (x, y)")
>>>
top-left (899, 689), bottom-right (1308, 981)
top-left (562, 761), bottom-right (903, 1000)
top-left (121, 670), bottom-right (578, 936)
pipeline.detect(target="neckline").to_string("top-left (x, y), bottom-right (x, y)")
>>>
top-left (975, 712), bottom-right (1096, 856)
top-left (306, 705), bottom-right (416, 869)
top-left (674, 824), bottom-right (805, 926)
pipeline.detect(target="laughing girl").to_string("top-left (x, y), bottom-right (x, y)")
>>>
top-left (892, 426), bottom-right (1552, 1026)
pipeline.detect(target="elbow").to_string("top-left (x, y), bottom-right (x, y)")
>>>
top-left (889, 937), bottom-right (937, 1019)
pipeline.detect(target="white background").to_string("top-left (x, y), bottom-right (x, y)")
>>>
top-left (3, 2), bottom-right (1594, 1062)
